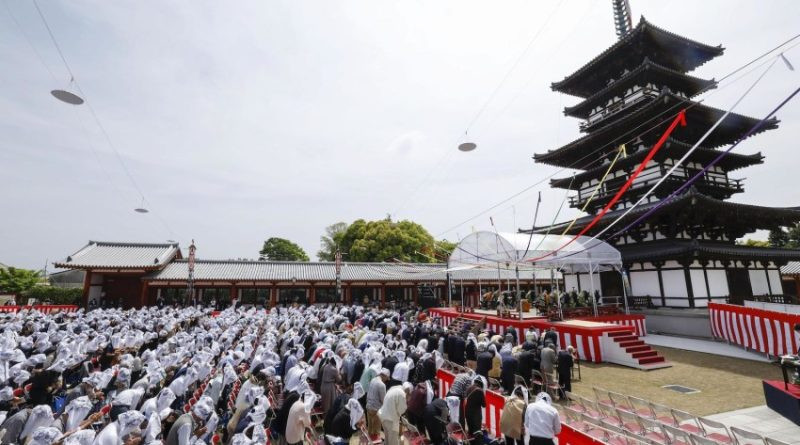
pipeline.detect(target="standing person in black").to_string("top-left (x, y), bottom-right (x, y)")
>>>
top-left (500, 353), bottom-right (518, 395)
top-left (557, 346), bottom-right (575, 395)
top-left (450, 335), bottom-right (466, 366)
top-left (423, 398), bottom-right (450, 445)
top-left (544, 328), bottom-right (558, 349)
top-left (465, 336), bottom-right (477, 368)
top-left (475, 344), bottom-right (493, 379)
top-left (517, 348), bottom-right (535, 386)
top-left (464, 378), bottom-right (486, 445)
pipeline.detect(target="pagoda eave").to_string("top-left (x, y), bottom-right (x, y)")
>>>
top-left (619, 240), bottom-right (800, 266)
top-left (533, 91), bottom-right (779, 169)
top-left (552, 17), bottom-right (724, 98)
top-left (563, 60), bottom-right (716, 119)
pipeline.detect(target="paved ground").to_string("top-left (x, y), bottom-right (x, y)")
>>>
top-left (644, 333), bottom-right (771, 362)
top-left (569, 345), bottom-right (779, 416)
top-left (706, 405), bottom-right (800, 444)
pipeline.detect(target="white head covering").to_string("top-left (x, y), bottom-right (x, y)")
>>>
top-left (445, 396), bottom-right (460, 426)
top-left (192, 396), bottom-right (214, 421)
top-left (63, 429), bottom-right (96, 445)
top-left (347, 398), bottom-right (364, 429)
top-left (65, 395), bottom-right (94, 431)
top-left (156, 387), bottom-right (177, 419)
top-left (535, 391), bottom-right (552, 406)
top-left (118, 410), bottom-right (146, 439)
top-left (513, 385), bottom-right (529, 405)
top-left (425, 380), bottom-right (434, 404)
top-left (29, 427), bottom-right (61, 445)
top-left (21, 404), bottom-right (54, 441)
top-left (352, 382), bottom-right (365, 400)
top-left (303, 390), bottom-right (319, 414)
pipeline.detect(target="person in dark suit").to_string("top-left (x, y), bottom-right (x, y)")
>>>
top-left (517, 348), bottom-right (535, 386)
top-left (476, 344), bottom-right (493, 379)
top-left (423, 398), bottom-right (450, 445)
top-left (464, 378), bottom-right (486, 445)
top-left (450, 336), bottom-right (466, 366)
top-left (544, 328), bottom-right (558, 349)
top-left (557, 346), bottom-right (575, 395)
top-left (500, 354), bottom-right (518, 394)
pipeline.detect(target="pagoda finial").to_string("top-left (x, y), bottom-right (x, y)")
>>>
top-left (611, 0), bottom-right (633, 39)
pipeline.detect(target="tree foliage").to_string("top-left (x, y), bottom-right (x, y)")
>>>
top-left (769, 223), bottom-right (800, 248)
top-left (332, 217), bottom-right (453, 263)
top-left (0, 267), bottom-right (42, 294)
top-left (317, 222), bottom-right (349, 261)
top-left (736, 238), bottom-right (770, 247)
top-left (259, 237), bottom-right (310, 261)
top-left (21, 286), bottom-right (82, 305)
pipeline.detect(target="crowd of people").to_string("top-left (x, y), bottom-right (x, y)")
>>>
top-left (0, 303), bottom-right (570, 445)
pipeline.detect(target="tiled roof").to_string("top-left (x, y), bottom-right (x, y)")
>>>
top-left (147, 260), bottom-right (556, 282)
top-left (619, 240), bottom-right (800, 263)
top-left (54, 241), bottom-right (181, 270)
top-left (782, 262), bottom-right (800, 275)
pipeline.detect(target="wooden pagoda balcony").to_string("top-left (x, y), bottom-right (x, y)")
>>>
top-left (569, 174), bottom-right (745, 210)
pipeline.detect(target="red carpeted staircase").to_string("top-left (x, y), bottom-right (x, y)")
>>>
top-left (604, 330), bottom-right (671, 370)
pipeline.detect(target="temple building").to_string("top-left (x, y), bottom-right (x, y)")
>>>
top-left (54, 240), bottom-right (554, 309)
top-left (525, 17), bottom-right (800, 308)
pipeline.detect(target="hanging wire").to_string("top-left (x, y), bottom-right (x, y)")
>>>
top-left (28, 0), bottom-right (179, 238)
top-left (435, 32), bottom-right (800, 238)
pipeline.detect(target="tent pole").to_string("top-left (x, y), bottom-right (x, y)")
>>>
top-left (589, 261), bottom-right (598, 317)
top-left (620, 268), bottom-right (630, 315)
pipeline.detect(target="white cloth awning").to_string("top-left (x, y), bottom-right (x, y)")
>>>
top-left (448, 231), bottom-right (622, 274)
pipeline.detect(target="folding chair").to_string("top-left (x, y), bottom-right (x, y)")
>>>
top-left (697, 417), bottom-right (734, 444)
top-left (627, 396), bottom-right (655, 418)
top-left (513, 374), bottom-right (527, 388)
top-left (401, 417), bottom-right (430, 445)
top-left (446, 422), bottom-right (467, 444)
top-left (579, 397), bottom-right (604, 422)
top-left (543, 372), bottom-right (561, 400)
top-left (530, 370), bottom-right (546, 393)
top-left (649, 402), bottom-right (678, 426)
top-left (764, 438), bottom-right (792, 445)
top-left (662, 424), bottom-right (693, 445)
top-left (616, 408), bottom-right (646, 436)
top-left (638, 416), bottom-right (669, 444)
top-left (688, 434), bottom-right (720, 445)
top-left (729, 426), bottom-right (766, 445)
top-left (597, 403), bottom-right (623, 428)
top-left (608, 390), bottom-right (634, 412)
top-left (670, 408), bottom-right (703, 436)
top-left (561, 406), bottom-right (587, 429)
top-left (592, 387), bottom-right (615, 408)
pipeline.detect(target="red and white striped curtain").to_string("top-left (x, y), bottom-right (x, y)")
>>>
top-left (709, 303), bottom-right (800, 357)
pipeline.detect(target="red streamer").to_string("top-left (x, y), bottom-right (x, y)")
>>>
top-left (526, 109), bottom-right (687, 262)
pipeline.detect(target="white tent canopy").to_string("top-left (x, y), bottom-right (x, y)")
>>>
top-left (448, 231), bottom-right (622, 274)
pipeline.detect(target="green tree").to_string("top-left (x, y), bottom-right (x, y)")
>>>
top-left (769, 223), bottom-right (800, 248)
top-left (0, 267), bottom-right (42, 294)
top-left (259, 237), bottom-right (310, 261)
top-left (317, 222), bottom-right (349, 261)
top-left (736, 238), bottom-right (770, 247)
top-left (332, 217), bottom-right (452, 263)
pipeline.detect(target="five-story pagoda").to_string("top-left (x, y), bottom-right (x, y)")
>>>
top-left (526, 14), bottom-right (800, 308)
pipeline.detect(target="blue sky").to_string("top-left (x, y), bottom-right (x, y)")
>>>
top-left (2, 0), bottom-right (799, 269)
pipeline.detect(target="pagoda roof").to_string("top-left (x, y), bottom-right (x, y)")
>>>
top-left (533, 90), bottom-right (778, 169)
top-left (550, 138), bottom-right (763, 190)
top-left (563, 59), bottom-right (716, 119)
top-left (552, 17), bottom-right (724, 97)
top-left (54, 241), bottom-right (182, 270)
top-left (524, 190), bottom-right (800, 237)
top-left (619, 239), bottom-right (800, 264)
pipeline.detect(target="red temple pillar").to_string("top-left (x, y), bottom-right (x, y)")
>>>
top-left (380, 284), bottom-right (387, 308)
top-left (412, 286), bottom-right (419, 305)
top-left (81, 270), bottom-right (92, 308)
top-left (795, 276), bottom-right (800, 298)
top-left (139, 282), bottom-right (149, 308)
top-left (270, 286), bottom-right (277, 307)
top-left (309, 287), bottom-right (316, 305)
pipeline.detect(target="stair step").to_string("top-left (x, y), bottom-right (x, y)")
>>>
top-left (638, 356), bottom-right (666, 365)
top-left (612, 335), bottom-right (639, 343)
top-left (625, 345), bottom-right (651, 353)
top-left (632, 350), bottom-right (658, 358)
top-left (607, 331), bottom-right (631, 337)
top-left (619, 340), bottom-right (645, 348)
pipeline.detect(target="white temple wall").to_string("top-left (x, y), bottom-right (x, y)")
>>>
top-left (690, 269), bottom-right (709, 299)
top-left (630, 270), bottom-right (660, 300)
top-left (768, 269), bottom-right (782, 295)
top-left (564, 275), bottom-right (579, 292)
top-left (749, 269), bottom-right (770, 295)
top-left (661, 270), bottom-right (689, 306)
top-left (707, 270), bottom-right (729, 297)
